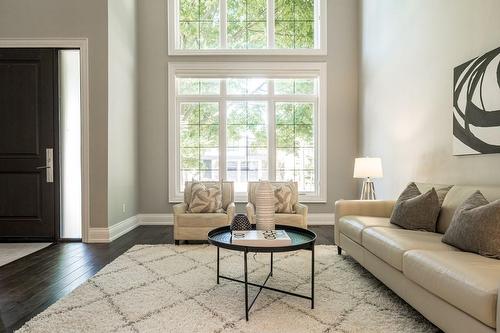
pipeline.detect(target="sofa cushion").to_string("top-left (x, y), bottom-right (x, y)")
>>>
top-left (390, 182), bottom-right (452, 232)
top-left (338, 216), bottom-right (399, 244)
top-left (175, 213), bottom-right (228, 227)
top-left (362, 227), bottom-right (458, 271)
top-left (442, 191), bottom-right (500, 259)
top-left (436, 184), bottom-right (500, 234)
top-left (403, 250), bottom-right (500, 328)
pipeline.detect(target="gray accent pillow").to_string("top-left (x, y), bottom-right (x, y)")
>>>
top-left (442, 191), bottom-right (500, 259)
top-left (390, 182), bottom-right (452, 232)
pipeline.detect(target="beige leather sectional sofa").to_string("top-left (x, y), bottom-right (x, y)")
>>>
top-left (335, 183), bottom-right (500, 333)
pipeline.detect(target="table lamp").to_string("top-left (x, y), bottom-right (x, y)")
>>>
top-left (353, 157), bottom-right (383, 200)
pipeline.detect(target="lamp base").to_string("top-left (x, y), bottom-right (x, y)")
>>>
top-left (360, 178), bottom-right (376, 200)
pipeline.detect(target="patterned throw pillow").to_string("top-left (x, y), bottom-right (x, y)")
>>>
top-left (187, 182), bottom-right (224, 213)
top-left (442, 191), bottom-right (500, 259)
top-left (274, 182), bottom-right (296, 213)
top-left (390, 182), bottom-right (452, 232)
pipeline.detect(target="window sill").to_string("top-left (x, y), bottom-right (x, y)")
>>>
top-left (168, 48), bottom-right (327, 57)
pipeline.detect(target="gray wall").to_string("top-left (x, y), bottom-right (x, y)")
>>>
top-left (359, 0), bottom-right (500, 199)
top-left (108, 0), bottom-right (139, 225)
top-left (137, 0), bottom-right (359, 214)
top-left (0, 0), bottom-right (109, 227)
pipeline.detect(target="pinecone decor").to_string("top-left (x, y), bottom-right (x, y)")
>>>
top-left (230, 214), bottom-right (251, 231)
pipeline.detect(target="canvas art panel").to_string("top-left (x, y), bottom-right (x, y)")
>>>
top-left (453, 46), bottom-right (500, 155)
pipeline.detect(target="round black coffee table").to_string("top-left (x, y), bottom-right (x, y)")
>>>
top-left (208, 224), bottom-right (316, 321)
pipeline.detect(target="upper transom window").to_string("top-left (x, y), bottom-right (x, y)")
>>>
top-left (168, 0), bottom-right (327, 55)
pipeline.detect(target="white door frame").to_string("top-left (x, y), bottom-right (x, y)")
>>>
top-left (0, 38), bottom-right (91, 243)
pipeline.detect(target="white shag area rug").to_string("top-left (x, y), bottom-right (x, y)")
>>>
top-left (17, 245), bottom-right (438, 333)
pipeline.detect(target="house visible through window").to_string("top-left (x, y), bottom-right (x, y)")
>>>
top-left (168, 63), bottom-right (327, 202)
top-left (169, 0), bottom-right (327, 54)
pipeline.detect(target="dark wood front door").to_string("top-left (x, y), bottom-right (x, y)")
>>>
top-left (0, 48), bottom-right (59, 242)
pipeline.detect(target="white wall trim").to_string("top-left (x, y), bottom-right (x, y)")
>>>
top-left (167, 0), bottom-right (327, 56)
top-left (88, 215), bottom-right (139, 243)
top-left (138, 214), bottom-right (174, 225)
top-left (0, 38), bottom-right (91, 243)
top-left (168, 62), bottom-right (328, 203)
top-left (87, 228), bottom-right (110, 243)
top-left (307, 213), bottom-right (335, 225)
top-left (88, 212), bottom-right (334, 243)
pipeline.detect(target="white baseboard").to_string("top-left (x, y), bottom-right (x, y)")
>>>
top-left (137, 213), bottom-right (335, 226)
top-left (87, 212), bottom-right (334, 243)
top-left (87, 214), bottom-right (172, 243)
top-left (88, 215), bottom-right (139, 243)
top-left (308, 213), bottom-right (335, 225)
top-left (138, 213), bottom-right (174, 225)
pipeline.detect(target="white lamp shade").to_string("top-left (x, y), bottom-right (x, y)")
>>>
top-left (353, 157), bottom-right (383, 178)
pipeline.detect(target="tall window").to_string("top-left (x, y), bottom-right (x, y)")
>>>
top-left (227, 100), bottom-right (269, 192)
top-left (179, 101), bottom-right (220, 183)
top-left (169, 63), bottom-right (327, 202)
top-left (169, 0), bottom-right (327, 55)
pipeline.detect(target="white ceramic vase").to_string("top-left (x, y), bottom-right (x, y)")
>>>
top-left (255, 181), bottom-right (275, 231)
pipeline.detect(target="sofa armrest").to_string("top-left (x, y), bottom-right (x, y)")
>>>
top-left (173, 202), bottom-right (187, 228)
top-left (295, 202), bottom-right (308, 227)
top-left (173, 202), bottom-right (187, 215)
top-left (497, 290), bottom-right (500, 333)
top-left (246, 202), bottom-right (256, 224)
top-left (226, 202), bottom-right (236, 223)
top-left (334, 200), bottom-right (396, 245)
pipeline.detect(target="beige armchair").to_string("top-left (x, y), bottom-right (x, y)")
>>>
top-left (173, 181), bottom-right (235, 244)
top-left (246, 181), bottom-right (308, 229)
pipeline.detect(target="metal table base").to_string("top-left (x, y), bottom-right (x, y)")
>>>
top-left (216, 245), bottom-right (315, 321)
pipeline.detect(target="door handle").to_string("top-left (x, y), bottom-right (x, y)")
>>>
top-left (37, 148), bottom-right (54, 183)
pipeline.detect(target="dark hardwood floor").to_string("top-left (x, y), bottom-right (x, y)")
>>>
top-left (0, 225), bottom-right (334, 332)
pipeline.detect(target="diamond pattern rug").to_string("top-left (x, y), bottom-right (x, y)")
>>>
top-left (17, 245), bottom-right (438, 333)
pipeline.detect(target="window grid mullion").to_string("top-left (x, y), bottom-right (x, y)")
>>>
top-left (197, 103), bottom-right (201, 180)
top-left (314, 0), bottom-right (320, 48)
top-left (220, 80), bottom-right (227, 181)
top-left (197, 0), bottom-right (201, 49)
top-left (314, 99), bottom-right (319, 195)
top-left (177, 95), bottom-right (317, 102)
top-left (220, 0), bottom-right (227, 48)
top-left (268, 0), bottom-right (275, 48)
top-left (176, 100), bottom-right (181, 193)
top-left (268, 80), bottom-right (276, 181)
top-left (245, 101), bottom-right (249, 183)
top-left (174, 0), bottom-right (180, 49)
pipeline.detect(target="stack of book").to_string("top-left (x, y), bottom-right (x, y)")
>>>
top-left (231, 230), bottom-right (291, 247)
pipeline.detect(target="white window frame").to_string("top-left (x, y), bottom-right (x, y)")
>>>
top-left (167, 0), bottom-right (327, 56)
top-left (168, 62), bottom-right (327, 203)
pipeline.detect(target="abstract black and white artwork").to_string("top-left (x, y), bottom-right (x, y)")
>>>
top-left (453, 46), bottom-right (500, 155)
